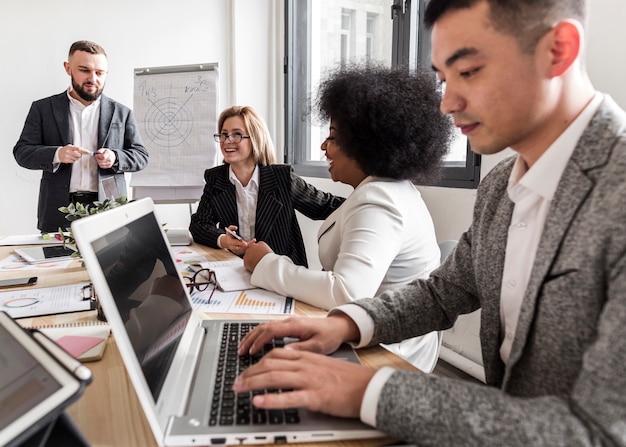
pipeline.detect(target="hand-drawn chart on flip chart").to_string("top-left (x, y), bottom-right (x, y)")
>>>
top-left (131, 63), bottom-right (219, 202)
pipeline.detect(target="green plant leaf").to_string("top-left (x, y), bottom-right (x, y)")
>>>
top-left (57, 196), bottom-right (132, 259)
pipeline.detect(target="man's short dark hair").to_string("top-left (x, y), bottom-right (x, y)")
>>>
top-left (69, 40), bottom-right (107, 58)
top-left (424, 0), bottom-right (587, 53)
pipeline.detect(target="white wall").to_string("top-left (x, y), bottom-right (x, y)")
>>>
top-left (2, 0), bottom-right (625, 269)
top-left (0, 0), bottom-right (276, 234)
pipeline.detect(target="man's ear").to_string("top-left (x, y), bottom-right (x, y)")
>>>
top-left (548, 20), bottom-right (582, 77)
top-left (63, 61), bottom-right (71, 76)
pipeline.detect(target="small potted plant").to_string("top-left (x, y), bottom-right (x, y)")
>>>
top-left (52, 196), bottom-right (130, 322)
top-left (51, 196), bottom-right (130, 258)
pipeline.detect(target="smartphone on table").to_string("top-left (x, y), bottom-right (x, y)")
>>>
top-left (0, 277), bottom-right (38, 288)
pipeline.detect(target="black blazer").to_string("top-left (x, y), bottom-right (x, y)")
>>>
top-left (13, 92), bottom-right (149, 232)
top-left (189, 164), bottom-right (344, 267)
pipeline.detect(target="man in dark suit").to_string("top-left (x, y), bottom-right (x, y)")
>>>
top-left (14, 40), bottom-right (148, 232)
top-left (233, 0), bottom-right (626, 445)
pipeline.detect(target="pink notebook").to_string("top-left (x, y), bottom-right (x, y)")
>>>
top-left (38, 323), bottom-right (110, 362)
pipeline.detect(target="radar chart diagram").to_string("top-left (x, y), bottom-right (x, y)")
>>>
top-left (144, 95), bottom-right (194, 148)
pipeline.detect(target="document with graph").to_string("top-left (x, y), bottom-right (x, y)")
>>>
top-left (203, 259), bottom-right (254, 292)
top-left (0, 282), bottom-right (93, 319)
top-left (189, 288), bottom-right (294, 315)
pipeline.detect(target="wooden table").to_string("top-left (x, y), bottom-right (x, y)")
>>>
top-left (1, 243), bottom-right (416, 447)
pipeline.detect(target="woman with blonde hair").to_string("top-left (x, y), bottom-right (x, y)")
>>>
top-left (190, 105), bottom-right (343, 267)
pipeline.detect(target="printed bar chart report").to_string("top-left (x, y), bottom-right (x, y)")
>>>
top-left (190, 288), bottom-right (294, 315)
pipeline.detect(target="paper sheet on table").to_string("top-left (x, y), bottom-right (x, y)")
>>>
top-left (200, 258), bottom-right (254, 292)
top-left (171, 246), bottom-right (208, 270)
top-left (0, 282), bottom-right (93, 318)
top-left (0, 253), bottom-right (75, 271)
top-left (190, 287), bottom-right (294, 315)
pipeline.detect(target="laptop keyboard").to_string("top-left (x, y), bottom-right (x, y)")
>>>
top-left (210, 322), bottom-right (300, 426)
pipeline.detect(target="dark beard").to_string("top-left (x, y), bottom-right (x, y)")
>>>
top-left (72, 77), bottom-right (103, 102)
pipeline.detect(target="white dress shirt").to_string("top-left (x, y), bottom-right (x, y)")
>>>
top-left (499, 92), bottom-right (602, 362)
top-left (229, 165), bottom-right (259, 242)
top-left (53, 88), bottom-right (101, 193)
top-left (337, 92), bottom-right (603, 428)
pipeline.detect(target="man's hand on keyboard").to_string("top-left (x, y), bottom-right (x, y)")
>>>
top-left (233, 347), bottom-right (375, 418)
top-left (237, 315), bottom-right (360, 357)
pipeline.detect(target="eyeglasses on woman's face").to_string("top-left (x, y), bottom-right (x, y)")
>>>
top-left (213, 133), bottom-right (251, 144)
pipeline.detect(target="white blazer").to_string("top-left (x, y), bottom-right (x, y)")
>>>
top-left (250, 176), bottom-right (442, 371)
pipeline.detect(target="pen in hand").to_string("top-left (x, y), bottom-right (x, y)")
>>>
top-left (224, 227), bottom-right (255, 257)
top-left (225, 227), bottom-right (244, 242)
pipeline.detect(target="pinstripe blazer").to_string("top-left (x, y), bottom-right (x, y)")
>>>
top-left (13, 91), bottom-right (148, 232)
top-left (352, 95), bottom-right (626, 445)
top-left (189, 164), bottom-right (344, 267)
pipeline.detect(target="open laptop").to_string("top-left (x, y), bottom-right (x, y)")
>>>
top-left (71, 197), bottom-right (384, 446)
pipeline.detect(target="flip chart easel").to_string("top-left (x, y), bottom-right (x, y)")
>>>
top-left (130, 63), bottom-right (220, 204)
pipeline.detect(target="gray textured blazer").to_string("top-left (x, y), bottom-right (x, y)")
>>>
top-left (354, 95), bottom-right (626, 445)
top-left (189, 164), bottom-right (344, 267)
top-left (14, 91), bottom-right (149, 232)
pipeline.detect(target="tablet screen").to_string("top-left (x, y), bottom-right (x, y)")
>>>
top-left (0, 312), bottom-right (83, 446)
top-left (41, 246), bottom-right (76, 258)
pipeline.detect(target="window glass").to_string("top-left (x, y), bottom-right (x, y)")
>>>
top-left (307, 1), bottom-right (393, 164)
top-left (286, 0), bottom-right (480, 187)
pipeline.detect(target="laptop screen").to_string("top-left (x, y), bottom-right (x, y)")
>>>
top-left (91, 211), bottom-right (192, 400)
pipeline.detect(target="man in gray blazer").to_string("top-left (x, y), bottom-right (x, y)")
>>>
top-left (233, 0), bottom-right (626, 445)
top-left (14, 40), bottom-right (148, 233)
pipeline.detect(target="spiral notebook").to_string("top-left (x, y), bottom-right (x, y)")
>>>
top-left (27, 321), bottom-right (110, 362)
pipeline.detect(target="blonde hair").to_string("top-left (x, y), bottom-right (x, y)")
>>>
top-left (217, 106), bottom-right (276, 165)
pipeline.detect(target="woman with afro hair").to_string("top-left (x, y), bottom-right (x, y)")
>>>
top-left (243, 63), bottom-right (453, 372)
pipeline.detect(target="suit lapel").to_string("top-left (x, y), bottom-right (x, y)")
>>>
top-left (255, 166), bottom-right (283, 238)
top-left (212, 166), bottom-right (239, 225)
top-left (473, 176), bottom-right (514, 382)
top-left (506, 96), bottom-right (622, 372)
top-left (318, 220), bottom-right (337, 243)
top-left (98, 95), bottom-right (113, 147)
top-left (51, 93), bottom-right (71, 144)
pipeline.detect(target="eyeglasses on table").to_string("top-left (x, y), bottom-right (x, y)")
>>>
top-left (184, 268), bottom-right (218, 302)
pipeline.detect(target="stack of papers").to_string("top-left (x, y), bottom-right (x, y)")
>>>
top-left (184, 258), bottom-right (294, 315)
top-left (208, 260), bottom-right (255, 292)
top-left (0, 283), bottom-right (93, 318)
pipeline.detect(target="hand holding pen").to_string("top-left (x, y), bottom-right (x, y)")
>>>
top-left (224, 226), bottom-right (255, 256)
top-left (57, 145), bottom-right (116, 169)
top-left (91, 148), bottom-right (117, 169)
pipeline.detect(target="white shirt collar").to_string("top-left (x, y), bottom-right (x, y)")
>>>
top-left (508, 92), bottom-right (603, 200)
top-left (228, 164), bottom-right (260, 190)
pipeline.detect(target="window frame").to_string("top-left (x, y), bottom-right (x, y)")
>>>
top-left (284, 0), bottom-right (480, 188)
